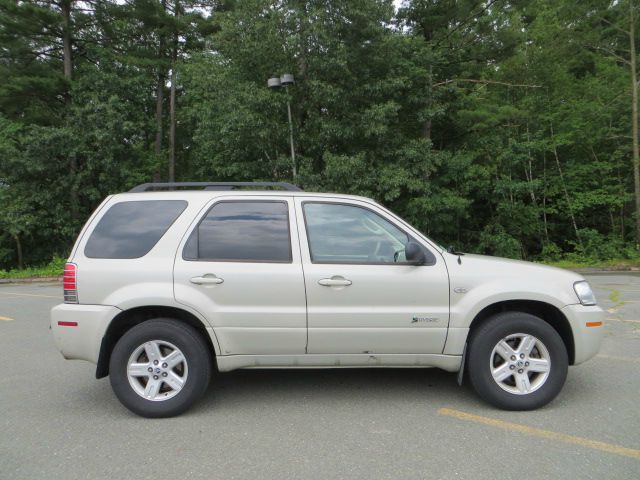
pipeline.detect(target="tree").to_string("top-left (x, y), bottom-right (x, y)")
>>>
top-left (1, 0), bottom-right (639, 269)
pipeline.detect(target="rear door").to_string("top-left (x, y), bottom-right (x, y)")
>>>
top-left (295, 198), bottom-right (450, 354)
top-left (174, 196), bottom-right (307, 355)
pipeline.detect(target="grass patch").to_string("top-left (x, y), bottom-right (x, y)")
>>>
top-left (609, 290), bottom-right (620, 303)
top-left (0, 257), bottom-right (66, 279)
top-left (541, 258), bottom-right (640, 270)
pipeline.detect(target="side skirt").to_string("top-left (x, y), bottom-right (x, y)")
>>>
top-left (216, 353), bottom-right (462, 373)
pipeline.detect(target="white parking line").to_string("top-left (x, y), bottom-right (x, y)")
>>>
top-left (0, 291), bottom-right (59, 299)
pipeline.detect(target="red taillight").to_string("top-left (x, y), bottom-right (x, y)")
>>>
top-left (63, 263), bottom-right (78, 304)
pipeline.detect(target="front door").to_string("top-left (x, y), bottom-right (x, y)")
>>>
top-left (295, 198), bottom-right (449, 354)
top-left (174, 196), bottom-right (307, 355)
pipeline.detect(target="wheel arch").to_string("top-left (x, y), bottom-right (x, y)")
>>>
top-left (467, 300), bottom-right (575, 365)
top-left (96, 305), bottom-right (217, 378)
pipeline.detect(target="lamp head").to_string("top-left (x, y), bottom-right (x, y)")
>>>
top-left (267, 75), bottom-right (282, 89)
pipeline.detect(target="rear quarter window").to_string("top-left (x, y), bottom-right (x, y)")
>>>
top-left (84, 200), bottom-right (187, 259)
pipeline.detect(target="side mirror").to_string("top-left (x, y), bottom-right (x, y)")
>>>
top-left (405, 241), bottom-right (426, 265)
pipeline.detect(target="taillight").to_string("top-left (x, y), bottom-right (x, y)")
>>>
top-left (63, 263), bottom-right (78, 304)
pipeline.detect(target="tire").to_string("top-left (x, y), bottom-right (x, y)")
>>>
top-left (109, 319), bottom-right (212, 418)
top-left (467, 311), bottom-right (568, 410)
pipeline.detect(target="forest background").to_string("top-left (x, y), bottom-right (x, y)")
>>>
top-left (1, 0), bottom-right (640, 275)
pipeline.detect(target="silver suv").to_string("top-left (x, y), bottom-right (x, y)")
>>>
top-left (51, 182), bottom-right (604, 417)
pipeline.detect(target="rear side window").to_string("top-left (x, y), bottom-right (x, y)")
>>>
top-left (85, 200), bottom-right (187, 259)
top-left (183, 201), bottom-right (291, 262)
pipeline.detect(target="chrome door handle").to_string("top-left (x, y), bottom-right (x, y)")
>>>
top-left (190, 275), bottom-right (224, 285)
top-left (318, 277), bottom-right (352, 287)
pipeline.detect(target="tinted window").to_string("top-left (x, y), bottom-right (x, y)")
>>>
top-left (303, 203), bottom-right (410, 264)
top-left (85, 200), bottom-right (187, 259)
top-left (184, 201), bottom-right (291, 262)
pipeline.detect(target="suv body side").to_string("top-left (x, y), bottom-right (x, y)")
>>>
top-left (51, 190), bottom-right (604, 377)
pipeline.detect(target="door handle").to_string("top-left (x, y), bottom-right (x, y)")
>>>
top-left (318, 277), bottom-right (352, 287)
top-left (190, 275), bottom-right (224, 285)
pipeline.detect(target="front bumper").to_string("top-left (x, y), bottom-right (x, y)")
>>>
top-left (50, 304), bottom-right (121, 363)
top-left (561, 304), bottom-right (605, 365)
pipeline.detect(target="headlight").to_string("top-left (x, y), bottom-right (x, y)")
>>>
top-left (573, 281), bottom-right (597, 306)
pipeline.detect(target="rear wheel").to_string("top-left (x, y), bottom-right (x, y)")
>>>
top-left (467, 312), bottom-right (568, 410)
top-left (109, 319), bottom-right (211, 418)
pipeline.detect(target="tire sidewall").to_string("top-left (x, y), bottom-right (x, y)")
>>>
top-left (467, 312), bottom-right (568, 410)
top-left (109, 319), bottom-right (211, 418)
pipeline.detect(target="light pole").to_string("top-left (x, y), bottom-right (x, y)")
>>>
top-left (268, 73), bottom-right (296, 180)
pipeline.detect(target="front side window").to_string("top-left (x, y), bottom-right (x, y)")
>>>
top-left (303, 202), bottom-right (411, 264)
top-left (184, 201), bottom-right (291, 262)
top-left (85, 200), bottom-right (187, 259)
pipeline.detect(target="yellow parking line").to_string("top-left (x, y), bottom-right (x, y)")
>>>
top-left (598, 287), bottom-right (640, 292)
top-left (597, 354), bottom-right (640, 363)
top-left (0, 292), bottom-right (59, 299)
top-left (0, 315), bottom-right (14, 321)
top-left (438, 407), bottom-right (640, 460)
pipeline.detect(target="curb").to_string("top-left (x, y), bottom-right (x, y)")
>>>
top-left (572, 268), bottom-right (640, 274)
top-left (0, 276), bottom-right (62, 284)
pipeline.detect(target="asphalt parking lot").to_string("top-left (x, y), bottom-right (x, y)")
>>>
top-left (0, 274), bottom-right (638, 479)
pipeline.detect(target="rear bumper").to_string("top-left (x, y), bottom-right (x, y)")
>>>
top-left (561, 304), bottom-right (605, 365)
top-left (50, 304), bottom-right (120, 363)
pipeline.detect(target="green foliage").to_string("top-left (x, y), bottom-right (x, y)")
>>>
top-left (0, 0), bottom-right (639, 271)
top-left (567, 229), bottom-right (639, 262)
top-left (477, 224), bottom-right (522, 259)
top-left (0, 257), bottom-right (66, 279)
top-left (540, 242), bottom-right (563, 262)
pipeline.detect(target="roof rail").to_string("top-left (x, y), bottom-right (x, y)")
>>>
top-left (129, 182), bottom-right (303, 193)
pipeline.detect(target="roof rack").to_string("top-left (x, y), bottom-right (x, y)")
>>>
top-left (129, 182), bottom-right (303, 193)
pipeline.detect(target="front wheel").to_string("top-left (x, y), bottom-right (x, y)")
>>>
top-left (109, 319), bottom-right (211, 418)
top-left (467, 312), bottom-right (568, 410)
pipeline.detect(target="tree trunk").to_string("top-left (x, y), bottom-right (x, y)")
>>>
top-left (154, 0), bottom-right (167, 182)
top-left (13, 234), bottom-right (23, 270)
top-left (61, 0), bottom-right (73, 81)
top-left (61, 0), bottom-right (79, 221)
top-left (542, 151), bottom-right (549, 244)
top-left (524, 125), bottom-right (538, 206)
top-left (630, 0), bottom-right (640, 244)
top-left (422, 119), bottom-right (432, 140)
top-left (422, 65), bottom-right (433, 140)
top-left (154, 74), bottom-right (165, 182)
top-left (168, 62), bottom-right (176, 183)
top-left (168, 1), bottom-right (179, 183)
top-left (550, 123), bottom-right (581, 246)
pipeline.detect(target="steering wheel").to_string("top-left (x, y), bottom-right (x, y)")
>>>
top-left (393, 247), bottom-right (405, 263)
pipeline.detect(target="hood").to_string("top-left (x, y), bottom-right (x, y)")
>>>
top-left (443, 252), bottom-right (587, 309)
top-left (448, 253), bottom-right (584, 283)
